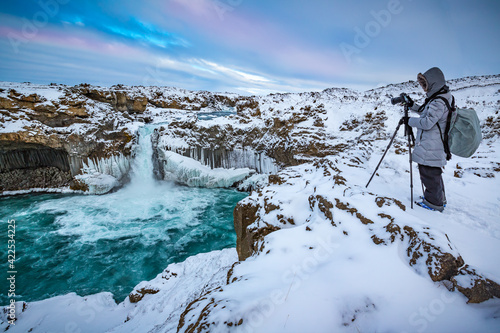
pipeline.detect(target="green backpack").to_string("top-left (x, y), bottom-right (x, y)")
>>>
top-left (435, 96), bottom-right (482, 159)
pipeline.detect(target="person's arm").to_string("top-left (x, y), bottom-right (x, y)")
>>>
top-left (410, 103), bottom-right (422, 113)
top-left (408, 99), bottom-right (446, 129)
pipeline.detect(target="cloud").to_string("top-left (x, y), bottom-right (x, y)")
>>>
top-left (197, 60), bottom-right (272, 83)
top-left (1, 0), bottom-right (499, 94)
top-left (169, 0), bottom-right (220, 18)
top-left (167, 0), bottom-right (348, 82)
top-left (145, 56), bottom-right (274, 87)
top-left (102, 18), bottom-right (190, 49)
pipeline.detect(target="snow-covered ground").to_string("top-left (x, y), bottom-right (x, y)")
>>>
top-left (0, 249), bottom-right (238, 333)
top-left (177, 152), bottom-right (500, 332)
top-left (1, 75), bottom-right (499, 332)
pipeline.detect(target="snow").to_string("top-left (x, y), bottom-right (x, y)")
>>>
top-left (0, 82), bottom-right (65, 101)
top-left (237, 173), bottom-right (270, 191)
top-left (1, 75), bottom-right (500, 332)
top-left (122, 121), bottom-right (145, 136)
top-left (0, 118), bottom-right (31, 133)
top-left (0, 187), bottom-right (78, 197)
top-left (175, 154), bottom-right (500, 332)
top-left (168, 75), bottom-right (500, 332)
top-left (156, 132), bottom-right (191, 151)
top-left (0, 249), bottom-right (237, 333)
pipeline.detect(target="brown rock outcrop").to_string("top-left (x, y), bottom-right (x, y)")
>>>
top-left (0, 87), bottom-right (135, 192)
top-left (74, 85), bottom-right (149, 113)
top-left (128, 287), bottom-right (160, 303)
top-left (233, 201), bottom-right (266, 261)
top-left (1, 82), bottom-right (244, 193)
top-left (452, 265), bottom-right (500, 303)
top-left (232, 160), bottom-right (500, 305)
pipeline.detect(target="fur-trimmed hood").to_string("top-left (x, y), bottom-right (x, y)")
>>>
top-left (421, 67), bottom-right (449, 97)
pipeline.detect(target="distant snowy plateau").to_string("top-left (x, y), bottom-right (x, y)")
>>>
top-left (1, 75), bottom-right (500, 332)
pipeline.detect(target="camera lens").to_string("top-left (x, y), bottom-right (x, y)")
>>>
top-left (391, 96), bottom-right (403, 105)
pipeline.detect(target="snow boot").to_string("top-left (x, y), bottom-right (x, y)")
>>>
top-left (420, 196), bottom-right (446, 207)
top-left (416, 198), bottom-right (444, 212)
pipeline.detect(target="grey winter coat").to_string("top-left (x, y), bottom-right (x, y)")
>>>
top-left (408, 67), bottom-right (452, 167)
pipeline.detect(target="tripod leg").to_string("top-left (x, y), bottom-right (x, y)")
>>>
top-left (406, 124), bottom-right (414, 209)
top-left (402, 106), bottom-right (414, 209)
top-left (366, 123), bottom-right (402, 188)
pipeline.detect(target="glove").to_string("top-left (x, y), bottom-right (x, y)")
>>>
top-left (399, 93), bottom-right (414, 107)
top-left (399, 116), bottom-right (409, 126)
top-left (404, 95), bottom-right (414, 108)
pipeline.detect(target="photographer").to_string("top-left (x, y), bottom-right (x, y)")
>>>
top-left (404, 67), bottom-right (452, 212)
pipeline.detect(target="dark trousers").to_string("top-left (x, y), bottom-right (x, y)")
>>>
top-left (418, 164), bottom-right (445, 206)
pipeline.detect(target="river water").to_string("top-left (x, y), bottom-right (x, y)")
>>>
top-left (0, 124), bottom-right (247, 304)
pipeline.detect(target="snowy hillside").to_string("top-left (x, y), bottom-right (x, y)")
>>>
top-left (1, 75), bottom-right (500, 332)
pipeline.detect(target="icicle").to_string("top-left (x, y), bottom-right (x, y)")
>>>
top-left (81, 154), bottom-right (130, 180)
top-left (161, 151), bottom-right (252, 188)
top-left (77, 153), bottom-right (131, 194)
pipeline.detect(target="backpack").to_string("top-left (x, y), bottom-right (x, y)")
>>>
top-left (434, 96), bottom-right (482, 160)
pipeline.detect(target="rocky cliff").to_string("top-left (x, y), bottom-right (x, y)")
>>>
top-left (0, 82), bottom-right (241, 193)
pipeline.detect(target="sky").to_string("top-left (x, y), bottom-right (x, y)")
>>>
top-left (0, 0), bottom-right (499, 95)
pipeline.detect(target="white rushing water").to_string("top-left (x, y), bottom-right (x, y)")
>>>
top-left (129, 125), bottom-right (157, 187)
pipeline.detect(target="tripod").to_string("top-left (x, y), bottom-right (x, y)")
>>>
top-left (366, 105), bottom-right (415, 209)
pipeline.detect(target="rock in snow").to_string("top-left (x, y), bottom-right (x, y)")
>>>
top-left (1, 75), bottom-right (500, 332)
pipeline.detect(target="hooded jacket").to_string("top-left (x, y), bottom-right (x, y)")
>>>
top-left (408, 67), bottom-right (452, 167)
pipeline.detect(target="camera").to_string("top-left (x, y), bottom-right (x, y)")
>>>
top-left (391, 93), bottom-right (412, 106)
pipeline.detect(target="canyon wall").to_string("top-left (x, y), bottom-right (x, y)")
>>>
top-left (0, 82), bottom-right (243, 193)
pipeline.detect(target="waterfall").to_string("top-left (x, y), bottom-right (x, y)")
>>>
top-left (129, 125), bottom-right (157, 188)
top-left (75, 125), bottom-right (158, 195)
top-left (0, 132), bottom-right (248, 305)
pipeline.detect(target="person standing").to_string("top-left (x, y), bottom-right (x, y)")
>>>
top-left (407, 67), bottom-right (453, 212)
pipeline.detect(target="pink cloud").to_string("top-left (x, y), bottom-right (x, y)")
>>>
top-left (0, 24), bottom-right (145, 59)
top-left (166, 0), bottom-right (346, 78)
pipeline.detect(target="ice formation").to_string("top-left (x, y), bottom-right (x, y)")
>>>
top-left (76, 154), bottom-right (130, 194)
top-left (159, 150), bottom-right (253, 188)
top-left (163, 146), bottom-right (280, 175)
